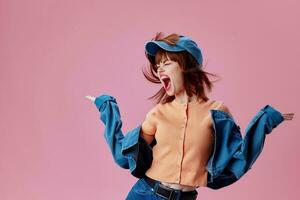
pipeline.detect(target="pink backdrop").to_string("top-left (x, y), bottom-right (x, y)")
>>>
top-left (1, 0), bottom-right (299, 199)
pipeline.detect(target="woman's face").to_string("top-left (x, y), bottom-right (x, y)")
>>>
top-left (156, 54), bottom-right (185, 96)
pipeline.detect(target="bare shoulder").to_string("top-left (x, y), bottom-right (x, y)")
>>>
top-left (145, 106), bottom-right (156, 119)
top-left (210, 100), bottom-right (232, 115)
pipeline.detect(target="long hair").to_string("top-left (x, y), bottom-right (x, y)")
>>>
top-left (142, 32), bottom-right (221, 105)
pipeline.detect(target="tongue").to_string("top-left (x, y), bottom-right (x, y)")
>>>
top-left (165, 80), bottom-right (171, 90)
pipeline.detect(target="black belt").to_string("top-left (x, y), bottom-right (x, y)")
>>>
top-left (143, 175), bottom-right (198, 200)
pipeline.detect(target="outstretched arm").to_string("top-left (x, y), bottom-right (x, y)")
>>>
top-left (85, 95), bottom-right (154, 178)
top-left (230, 106), bottom-right (294, 176)
top-left (86, 94), bottom-right (129, 168)
top-left (207, 103), bottom-right (294, 189)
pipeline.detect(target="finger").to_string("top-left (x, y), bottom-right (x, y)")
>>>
top-left (85, 95), bottom-right (94, 99)
top-left (283, 113), bottom-right (294, 115)
top-left (282, 113), bottom-right (294, 118)
top-left (85, 95), bottom-right (95, 102)
top-left (85, 96), bottom-right (92, 100)
top-left (283, 116), bottom-right (294, 120)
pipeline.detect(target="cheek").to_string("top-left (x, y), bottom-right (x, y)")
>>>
top-left (172, 74), bottom-right (184, 87)
top-left (168, 66), bottom-right (184, 85)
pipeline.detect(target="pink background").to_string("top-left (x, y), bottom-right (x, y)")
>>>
top-left (1, 0), bottom-right (299, 199)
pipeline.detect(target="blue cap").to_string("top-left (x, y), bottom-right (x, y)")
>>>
top-left (145, 35), bottom-right (203, 65)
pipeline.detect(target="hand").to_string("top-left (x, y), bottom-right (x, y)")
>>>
top-left (85, 95), bottom-right (96, 102)
top-left (282, 113), bottom-right (294, 120)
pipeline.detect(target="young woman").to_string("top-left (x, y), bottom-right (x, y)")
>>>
top-left (86, 32), bottom-right (294, 200)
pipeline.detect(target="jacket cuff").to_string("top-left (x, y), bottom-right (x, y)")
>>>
top-left (121, 125), bottom-right (153, 178)
top-left (262, 105), bottom-right (284, 126)
top-left (121, 126), bottom-right (141, 153)
top-left (94, 94), bottom-right (116, 112)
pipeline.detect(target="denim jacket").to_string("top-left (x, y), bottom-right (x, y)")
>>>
top-left (94, 94), bottom-right (284, 189)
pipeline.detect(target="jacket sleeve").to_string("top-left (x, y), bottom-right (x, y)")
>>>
top-left (94, 94), bottom-right (153, 178)
top-left (206, 104), bottom-right (284, 189)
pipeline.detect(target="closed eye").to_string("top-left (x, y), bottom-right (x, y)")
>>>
top-left (155, 60), bottom-right (173, 71)
top-left (156, 63), bottom-right (170, 68)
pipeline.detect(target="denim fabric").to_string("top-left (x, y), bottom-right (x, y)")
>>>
top-left (125, 177), bottom-right (198, 200)
top-left (125, 178), bottom-right (163, 200)
top-left (94, 94), bottom-right (284, 189)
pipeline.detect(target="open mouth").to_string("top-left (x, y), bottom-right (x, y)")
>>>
top-left (161, 75), bottom-right (171, 91)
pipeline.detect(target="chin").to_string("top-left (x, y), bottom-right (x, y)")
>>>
top-left (166, 90), bottom-right (175, 96)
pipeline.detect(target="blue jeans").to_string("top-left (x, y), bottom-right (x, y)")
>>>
top-left (125, 177), bottom-right (198, 200)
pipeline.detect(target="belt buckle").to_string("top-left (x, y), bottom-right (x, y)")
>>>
top-left (154, 183), bottom-right (176, 200)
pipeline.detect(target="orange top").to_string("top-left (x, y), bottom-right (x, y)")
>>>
top-left (140, 98), bottom-right (231, 187)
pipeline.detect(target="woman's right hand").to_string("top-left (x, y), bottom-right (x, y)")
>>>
top-left (85, 95), bottom-right (96, 102)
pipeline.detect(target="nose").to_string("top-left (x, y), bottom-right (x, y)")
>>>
top-left (156, 63), bottom-right (165, 71)
top-left (157, 67), bottom-right (165, 75)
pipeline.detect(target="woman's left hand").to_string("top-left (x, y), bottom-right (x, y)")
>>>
top-left (282, 113), bottom-right (294, 120)
top-left (85, 95), bottom-right (96, 102)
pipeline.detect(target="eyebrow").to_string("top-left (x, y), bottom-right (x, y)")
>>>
top-left (159, 59), bottom-right (170, 64)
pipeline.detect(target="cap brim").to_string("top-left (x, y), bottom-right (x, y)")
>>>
top-left (145, 41), bottom-right (185, 57)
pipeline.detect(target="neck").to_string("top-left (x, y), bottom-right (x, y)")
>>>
top-left (174, 90), bottom-right (197, 104)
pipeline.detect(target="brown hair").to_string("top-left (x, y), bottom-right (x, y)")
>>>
top-left (142, 32), bottom-right (221, 105)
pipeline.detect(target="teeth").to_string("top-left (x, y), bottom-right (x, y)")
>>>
top-left (160, 75), bottom-right (169, 80)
